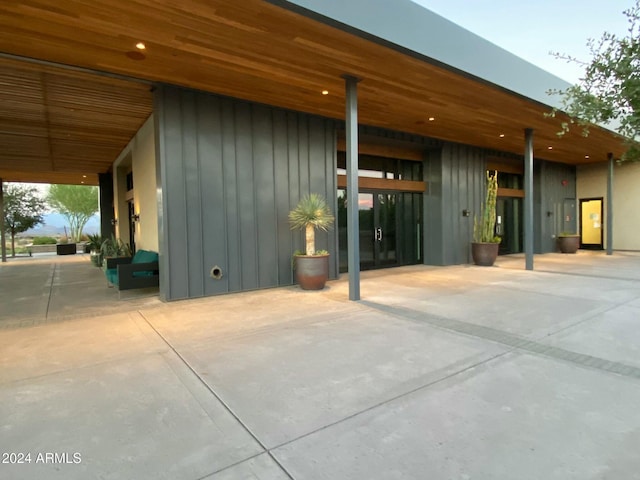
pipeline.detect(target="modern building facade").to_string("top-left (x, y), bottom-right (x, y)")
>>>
top-left (0, 0), bottom-right (631, 301)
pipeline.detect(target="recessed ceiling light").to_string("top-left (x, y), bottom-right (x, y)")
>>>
top-left (428, 117), bottom-right (435, 122)
top-left (548, 146), bottom-right (553, 150)
top-left (80, 181), bottom-right (84, 184)
top-left (499, 134), bottom-right (505, 138)
top-left (82, 175), bottom-right (87, 178)
top-left (585, 155), bottom-right (590, 159)
top-left (136, 42), bottom-right (146, 50)
top-left (321, 90), bottom-right (329, 95)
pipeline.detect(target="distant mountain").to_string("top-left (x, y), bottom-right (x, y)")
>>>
top-left (20, 213), bottom-right (100, 237)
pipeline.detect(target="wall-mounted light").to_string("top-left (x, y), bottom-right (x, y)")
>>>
top-left (111, 218), bottom-right (118, 226)
top-left (132, 213), bottom-right (140, 222)
top-left (462, 209), bottom-right (471, 217)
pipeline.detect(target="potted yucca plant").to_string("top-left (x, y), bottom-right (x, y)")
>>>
top-left (472, 170), bottom-right (501, 266)
top-left (288, 193), bottom-right (335, 290)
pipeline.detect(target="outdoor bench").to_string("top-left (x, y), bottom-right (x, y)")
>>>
top-left (104, 249), bottom-right (159, 291)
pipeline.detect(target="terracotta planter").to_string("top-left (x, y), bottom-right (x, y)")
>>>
top-left (294, 254), bottom-right (329, 290)
top-left (471, 242), bottom-right (499, 266)
top-left (558, 235), bottom-right (580, 254)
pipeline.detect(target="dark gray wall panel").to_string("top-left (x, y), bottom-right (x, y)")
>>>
top-left (535, 160), bottom-right (577, 253)
top-left (221, 98), bottom-right (241, 293)
top-left (162, 90), bottom-right (189, 300)
top-left (155, 85), bottom-right (337, 300)
top-left (425, 143), bottom-right (485, 266)
top-left (198, 94), bottom-right (228, 296)
top-left (181, 91), bottom-right (205, 297)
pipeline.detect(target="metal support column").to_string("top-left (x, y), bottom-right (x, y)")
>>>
top-left (344, 75), bottom-right (360, 301)
top-left (524, 128), bottom-right (534, 270)
top-left (606, 152), bottom-right (614, 255)
top-left (0, 179), bottom-right (6, 263)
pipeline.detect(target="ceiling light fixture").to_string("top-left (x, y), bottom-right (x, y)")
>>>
top-left (585, 155), bottom-right (590, 159)
top-left (548, 146), bottom-right (553, 150)
top-left (136, 42), bottom-right (146, 50)
top-left (499, 134), bottom-right (505, 138)
top-left (428, 117), bottom-right (435, 121)
top-left (321, 90), bottom-right (329, 95)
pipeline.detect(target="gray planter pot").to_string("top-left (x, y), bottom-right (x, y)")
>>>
top-left (294, 254), bottom-right (329, 290)
top-left (471, 242), bottom-right (499, 266)
top-left (558, 235), bottom-right (580, 253)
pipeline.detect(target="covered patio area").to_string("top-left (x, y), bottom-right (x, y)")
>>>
top-left (2, 251), bottom-right (640, 478)
top-left (0, 253), bottom-right (161, 329)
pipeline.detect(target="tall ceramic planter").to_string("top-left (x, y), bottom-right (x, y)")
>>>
top-left (294, 254), bottom-right (329, 290)
top-left (471, 242), bottom-right (499, 266)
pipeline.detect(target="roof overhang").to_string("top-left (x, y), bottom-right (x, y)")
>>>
top-left (0, 0), bottom-right (626, 185)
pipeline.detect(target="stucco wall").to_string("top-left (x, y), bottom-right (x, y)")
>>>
top-left (577, 161), bottom-right (640, 251)
top-left (112, 115), bottom-right (158, 253)
top-left (131, 116), bottom-right (159, 252)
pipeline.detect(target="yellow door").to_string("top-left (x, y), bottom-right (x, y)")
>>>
top-left (580, 199), bottom-right (602, 246)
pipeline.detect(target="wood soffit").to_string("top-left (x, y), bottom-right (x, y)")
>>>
top-left (0, 0), bottom-right (627, 185)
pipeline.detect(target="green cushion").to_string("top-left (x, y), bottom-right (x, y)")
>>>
top-left (105, 268), bottom-right (118, 286)
top-left (132, 249), bottom-right (158, 264)
top-left (132, 250), bottom-right (159, 277)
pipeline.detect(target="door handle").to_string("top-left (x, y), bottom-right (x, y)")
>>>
top-left (374, 228), bottom-right (383, 241)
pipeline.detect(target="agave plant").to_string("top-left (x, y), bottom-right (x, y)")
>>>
top-left (288, 193), bottom-right (335, 255)
top-left (100, 234), bottom-right (132, 258)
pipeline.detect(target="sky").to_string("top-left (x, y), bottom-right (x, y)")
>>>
top-left (412, 0), bottom-right (633, 83)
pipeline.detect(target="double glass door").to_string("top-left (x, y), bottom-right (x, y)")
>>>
top-left (358, 192), bottom-right (397, 270)
top-left (338, 189), bottom-right (412, 272)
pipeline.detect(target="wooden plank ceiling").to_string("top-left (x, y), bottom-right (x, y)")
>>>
top-left (0, 57), bottom-right (152, 185)
top-left (0, 0), bottom-right (626, 186)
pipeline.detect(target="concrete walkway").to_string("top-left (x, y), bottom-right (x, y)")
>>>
top-left (1, 251), bottom-right (640, 479)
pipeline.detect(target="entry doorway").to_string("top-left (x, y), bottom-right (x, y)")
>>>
top-left (580, 198), bottom-right (603, 249)
top-left (357, 192), bottom-right (398, 270)
top-left (496, 197), bottom-right (523, 255)
top-left (337, 189), bottom-right (422, 272)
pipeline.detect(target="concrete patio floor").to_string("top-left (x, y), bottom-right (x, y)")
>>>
top-left (1, 251), bottom-right (640, 479)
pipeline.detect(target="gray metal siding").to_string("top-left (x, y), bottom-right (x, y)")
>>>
top-left (155, 85), bottom-right (337, 301)
top-left (535, 160), bottom-right (577, 253)
top-left (425, 143), bottom-right (485, 265)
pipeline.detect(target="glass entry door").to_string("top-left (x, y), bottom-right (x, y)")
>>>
top-left (496, 197), bottom-right (523, 255)
top-left (338, 189), bottom-right (421, 272)
top-left (358, 192), bottom-right (397, 269)
top-left (580, 198), bottom-right (603, 249)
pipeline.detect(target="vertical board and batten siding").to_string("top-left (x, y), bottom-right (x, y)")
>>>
top-left (424, 143), bottom-right (486, 265)
top-left (155, 86), bottom-right (337, 301)
top-left (534, 160), bottom-right (577, 253)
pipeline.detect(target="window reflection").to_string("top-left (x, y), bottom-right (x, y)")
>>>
top-left (337, 153), bottom-right (423, 181)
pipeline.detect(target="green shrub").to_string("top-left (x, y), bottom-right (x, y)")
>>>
top-left (32, 236), bottom-right (57, 245)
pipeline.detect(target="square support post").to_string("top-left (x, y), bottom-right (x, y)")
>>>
top-left (0, 179), bottom-right (6, 263)
top-left (524, 128), bottom-right (534, 271)
top-left (344, 75), bottom-right (360, 301)
top-left (606, 152), bottom-right (614, 255)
